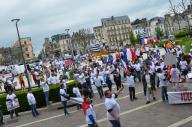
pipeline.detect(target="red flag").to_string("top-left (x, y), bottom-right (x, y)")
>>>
top-left (153, 37), bottom-right (158, 43)
top-left (130, 48), bottom-right (136, 61)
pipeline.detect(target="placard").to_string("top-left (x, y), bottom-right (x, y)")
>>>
top-left (6, 98), bottom-right (20, 111)
top-left (168, 91), bottom-right (192, 104)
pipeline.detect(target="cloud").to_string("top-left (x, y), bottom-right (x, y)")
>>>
top-left (0, 0), bottom-right (170, 54)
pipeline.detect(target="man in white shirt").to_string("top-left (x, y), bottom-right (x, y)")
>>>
top-left (40, 78), bottom-right (50, 107)
top-left (127, 73), bottom-right (137, 101)
top-left (157, 68), bottom-right (168, 102)
top-left (60, 84), bottom-right (69, 116)
top-left (73, 85), bottom-right (82, 110)
top-left (134, 61), bottom-right (141, 82)
top-left (34, 70), bottom-right (41, 87)
top-left (27, 89), bottom-right (39, 117)
top-left (94, 74), bottom-right (104, 99)
top-left (104, 86), bottom-right (124, 127)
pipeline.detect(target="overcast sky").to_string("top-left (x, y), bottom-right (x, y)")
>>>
top-left (0, 0), bottom-right (171, 54)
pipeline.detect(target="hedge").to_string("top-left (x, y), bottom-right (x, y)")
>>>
top-left (0, 80), bottom-right (81, 115)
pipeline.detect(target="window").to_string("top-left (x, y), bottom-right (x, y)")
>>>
top-left (26, 54), bottom-right (30, 58)
top-left (24, 41), bottom-right (27, 45)
top-left (25, 47), bottom-right (28, 51)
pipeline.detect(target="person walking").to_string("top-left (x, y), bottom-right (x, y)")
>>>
top-left (82, 96), bottom-right (98, 127)
top-left (27, 89), bottom-right (39, 117)
top-left (73, 84), bottom-right (82, 110)
top-left (170, 64), bottom-right (180, 86)
top-left (104, 85), bottom-right (124, 127)
top-left (113, 71), bottom-right (121, 91)
top-left (94, 74), bottom-right (104, 99)
top-left (18, 73), bottom-right (25, 90)
top-left (127, 73), bottom-right (137, 101)
top-left (40, 78), bottom-right (50, 107)
top-left (158, 68), bottom-right (168, 102)
top-left (60, 84), bottom-right (69, 116)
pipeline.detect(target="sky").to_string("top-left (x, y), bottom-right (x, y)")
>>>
top-left (0, 0), bottom-right (171, 55)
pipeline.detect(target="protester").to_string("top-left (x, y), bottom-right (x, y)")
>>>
top-left (104, 85), bottom-right (124, 127)
top-left (157, 68), bottom-right (168, 102)
top-left (113, 71), bottom-right (122, 91)
top-left (60, 84), bottom-right (70, 116)
top-left (94, 74), bottom-right (104, 99)
top-left (170, 64), bottom-right (180, 86)
top-left (18, 73), bottom-right (25, 90)
top-left (27, 89), bottom-right (39, 117)
top-left (127, 72), bottom-right (137, 101)
top-left (40, 78), bottom-right (50, 107)
top-left (82, 96), bottom-right (98, 127)
top-left (73, 84), bottom-right (82, 110)
top-left (6, 91), bottom-right (20, 119)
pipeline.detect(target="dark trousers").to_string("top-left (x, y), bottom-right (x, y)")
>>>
top-left (36, 80), bottom-right (40, 87)
top-left (44, 92), bottom-right (49, 106)
top-left (0, 111), bottom-right (3, 125)
top-left (62, 101), bottom-right (69, 116)
top-left (31, 104), bottom-right (39, 117)
top-left (110, 120), bottom-right (121, 127)
top-left (10, 109), bottom-right (19, 119)
top-left (97, 86), bottom-right (104, 99)
top-left (76, 103), bottom-right (82, 110)
top-left (108, 84), bottom-right (112, 91)
top-left (143, 85), bottom-right (147, 96)
top-left (88, 124), bottom-right (96, 127)
top-left (135, 71), bottom-right (141, 82)
top-left (129, 87), bottom-right (136, 101)
top-left (161, 86), bottom-right (168, 102)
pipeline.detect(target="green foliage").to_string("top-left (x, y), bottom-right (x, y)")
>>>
top-left (175, 31), bottom-right (188, 38)
top-left (69, 70), bottom-right (74, 80)
top-left (129, 31), bottom-right (136, 45)
top-left (155, 27), bottom-right (164, 38)
top-left (0, 80), bottom-right (80, 115)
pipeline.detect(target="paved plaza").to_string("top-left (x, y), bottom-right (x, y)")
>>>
top-left (3, 81), bottom-right (192, 127)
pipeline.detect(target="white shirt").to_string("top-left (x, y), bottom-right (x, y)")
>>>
top-left (6, 93), bottom-right (16, 101)
top-left (27, 93), bottom-right (36, 105)
top-left (127, 75), bottom-right (135, 87)
top-left (105, 94), bottom-right (120, 120)
top-left (180, 60), bottom-right (188, 70)
top-left (134, 63), bottom-right (141, 71)
top-left (79, 73), bottom-right (86, 85)
top-left (40, 81), bottom-right (49, 92)
top-left (60, 88), bottom-right (68, 101)
top-left (85, 105), bottom-right (97, 125)
top-left (158, 73), bottom-right (167, 87)
top-left (94, 76), bottom-right (102, 87)
top-left (34, 71), bottom-right (41, 80)
top-left (73, 87), bottom-right (81, 97)
top-left (145, 74), bottom-right (151, 84)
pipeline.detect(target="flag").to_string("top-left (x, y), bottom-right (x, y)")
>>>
top-left (112, 52), bottom-right (120, 63)
top-left (124, 48), bottom-right (136, 61)
top-left (153, 37), bottom-right (158, 43)
top-left (142, 38), bottom-right (151, 45)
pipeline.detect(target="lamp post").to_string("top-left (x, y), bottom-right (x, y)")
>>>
top-left (11, 19), bottom-right (31, 89)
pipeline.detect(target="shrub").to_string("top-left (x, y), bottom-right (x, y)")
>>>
top-left (0, 80), bottom-right (80, 115)
top-left (175, 31), bottom-right (188, 38)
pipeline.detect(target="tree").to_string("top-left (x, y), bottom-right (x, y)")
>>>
top-left (155, 27), bottom-right (164, 39)
top-left (72, 29), bottom-right (89, 53)
top-left (129, 31), bottom-right (136, 46)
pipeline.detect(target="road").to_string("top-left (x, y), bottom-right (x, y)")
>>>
top-left (3, 81), bottom-right (192, 127)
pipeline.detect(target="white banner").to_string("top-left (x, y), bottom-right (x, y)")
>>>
top-left (6, 98), bottom-right (20, 111)
top-left (168, 91), bottom-right (192, 104)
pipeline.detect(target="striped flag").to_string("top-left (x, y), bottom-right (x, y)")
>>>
top-left (90, 44), bottom-right (101, 52)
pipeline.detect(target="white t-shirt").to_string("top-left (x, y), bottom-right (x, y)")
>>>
top-left (85, 105), bottom-right (96, 125)
top-left (6, 93), bottom-right (16, 101)
top-left (180, 60), bottom-right (188, 70)
top-left (94, 77), bottom-right (102, 87)
top-left (27, 93), bottom-right (36, 105)
top-left (158, 73), bottom-right (167, 87)
top-left (40, 81), bottom-right (49, 92)
top-left (73, 87), bottom-right (81, 97)
top-left (60, 89), bottom-right (67, 101)
top-left (127, 76), bottom-right (135, 87)
top-left (145, 74), bottom-right (151, 84)
top-left (134, 63), bottom-right (141, 71)
top-left (105, 94), bottom-right (120, 120)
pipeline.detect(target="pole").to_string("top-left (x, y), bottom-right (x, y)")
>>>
top-left (11, 19), bottom-right (31, 89)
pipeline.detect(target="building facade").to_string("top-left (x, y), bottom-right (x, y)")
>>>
top-left (13, 37), bottom-right (34, 63)
top-left (93, 15), bottom-right (132, 46)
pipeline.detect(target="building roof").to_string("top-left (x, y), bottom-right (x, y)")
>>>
top-left (101, 15), bottom-right (130, 24)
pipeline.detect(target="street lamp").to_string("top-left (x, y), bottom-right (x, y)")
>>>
top-left (11, 18), bottom-right (31, 89)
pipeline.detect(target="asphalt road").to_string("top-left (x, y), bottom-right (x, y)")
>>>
top-left (3, 81), bottom-right (192, 127)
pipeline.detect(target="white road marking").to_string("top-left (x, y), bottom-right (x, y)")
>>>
top-left (167, 116), bottom-right (192, 127)
top-left (78, 100), bottom-right (161, 127)
top-left (14, 91), bottom-right (143, 127)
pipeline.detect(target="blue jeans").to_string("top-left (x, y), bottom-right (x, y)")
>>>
top-left (110, 120), bottom-right (121, 127)
top-left (62, 101), bottom-right (69, 116)
top-left (31, 104), bottom-right (39, 117)
top-left (44, 92), bottom-right (49, 106)
top-left (161, 86), bottom-right (168, 102)
top-left (96, 86), bottom-right (103, 99)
